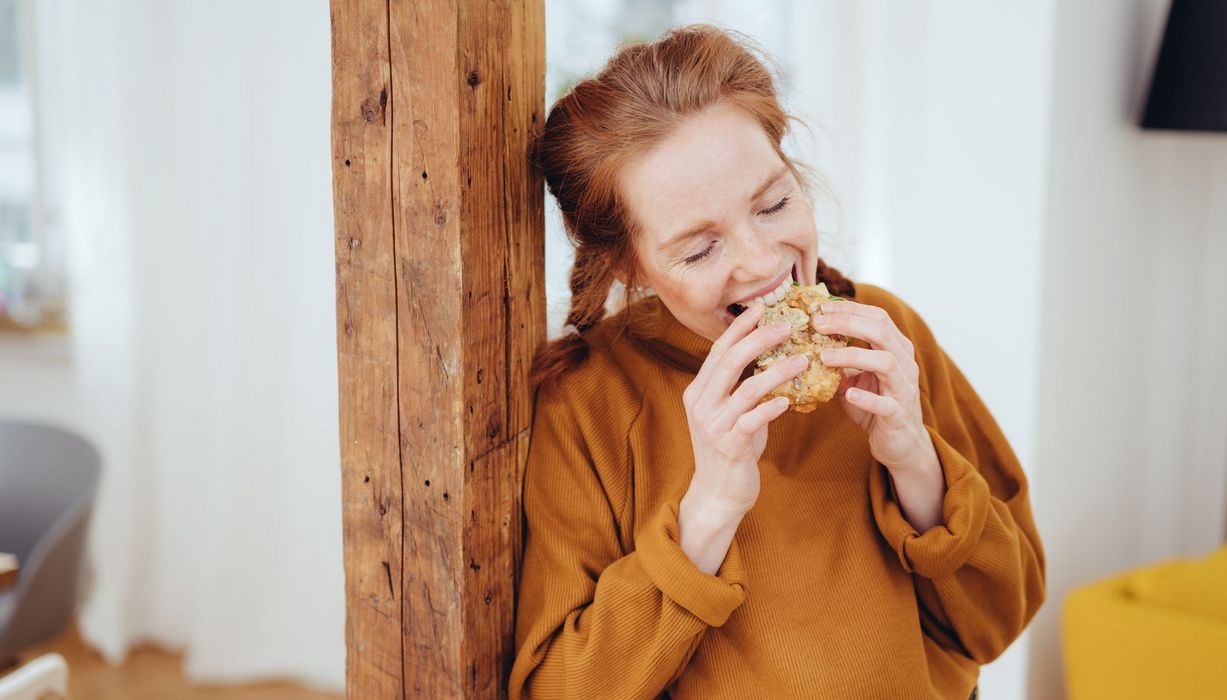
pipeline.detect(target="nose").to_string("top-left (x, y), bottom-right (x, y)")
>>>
top-left (728, 227), bottom-right (778, 282)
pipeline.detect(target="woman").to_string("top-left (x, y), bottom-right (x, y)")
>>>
top-left (510, 25), bottom-right (1044, 700)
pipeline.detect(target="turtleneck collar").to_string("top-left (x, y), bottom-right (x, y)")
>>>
top-left (617, 295), bottom-right (718, 375)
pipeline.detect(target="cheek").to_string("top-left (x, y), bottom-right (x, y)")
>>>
top-left (663, 276), bottom-right (723, 316)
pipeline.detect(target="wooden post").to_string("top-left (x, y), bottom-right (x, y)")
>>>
top-left (331, 1), bottom-right (545, 697)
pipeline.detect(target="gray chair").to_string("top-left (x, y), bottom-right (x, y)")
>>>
top-left (0, 422), bottom-right (101, 665)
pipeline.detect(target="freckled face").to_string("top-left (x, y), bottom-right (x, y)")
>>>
top-left (618, 101), bottom-right (819, 342)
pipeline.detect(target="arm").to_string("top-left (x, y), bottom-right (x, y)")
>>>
top-left (867, 302), bottom-right (1047, 665)
top-left (509, 390), bottom-right (747, 700)
top-left (885, 442), bottom-right (946, 535)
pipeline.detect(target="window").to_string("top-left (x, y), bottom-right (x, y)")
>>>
top-left (0, 0), bottom-right (64, 335)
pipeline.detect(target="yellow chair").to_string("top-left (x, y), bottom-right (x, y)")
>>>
top-left (1062, 546), bottom-right (1227, 699)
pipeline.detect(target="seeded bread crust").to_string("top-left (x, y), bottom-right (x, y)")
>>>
top-left (754, 283), bottom-right (848, 413)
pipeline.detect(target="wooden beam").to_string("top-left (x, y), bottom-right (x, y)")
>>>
top-left (332, 0), bottom-right (545, 697)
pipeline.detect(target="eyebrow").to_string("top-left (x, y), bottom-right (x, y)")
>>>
top-left (656, 167), bottom-right (790, 254)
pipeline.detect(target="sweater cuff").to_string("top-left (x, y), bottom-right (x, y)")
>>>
top-left (634, 500), bottom-right (747, 627)
top-left (870, 425), bottom-right (991, 579)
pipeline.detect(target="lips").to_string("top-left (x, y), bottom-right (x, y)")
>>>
top-left (727, 264), bottom-right (798, 317)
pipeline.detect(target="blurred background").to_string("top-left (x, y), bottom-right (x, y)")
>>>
top-left (1, 0), bottom-right (1224, 698)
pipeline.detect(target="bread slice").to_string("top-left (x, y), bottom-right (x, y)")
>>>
top-left (754, 282), bottom-right (848, 413)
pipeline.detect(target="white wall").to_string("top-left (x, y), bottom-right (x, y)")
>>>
top-left (1026, 0), bottom-right (1227, 697)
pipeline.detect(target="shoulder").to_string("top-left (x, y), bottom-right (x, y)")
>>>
top-left (532, 323), bottom-right (646, 458)
top-left (529, 335), bottom-right (644, 530)
top-left (548, 312), bottom-right (645, 402)
top-left (556, 298), bottom-right (665, 408)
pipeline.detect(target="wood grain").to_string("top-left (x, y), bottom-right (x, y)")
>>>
top-left (333, 0), bottom-right (544, 697)
top-left (330, 0), bottom-right (404, 697)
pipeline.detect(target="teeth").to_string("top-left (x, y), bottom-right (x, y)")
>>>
top-left (746, 274), bottom-right (794, 308)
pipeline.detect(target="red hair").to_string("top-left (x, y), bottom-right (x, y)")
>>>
top-left (530, 25), bottom-right (855, 392)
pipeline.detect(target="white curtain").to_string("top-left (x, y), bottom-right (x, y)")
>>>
top-left (36, 0), bottom-right (343, 691)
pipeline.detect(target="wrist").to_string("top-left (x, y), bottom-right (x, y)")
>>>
top-left (884, 428), bottom-right (940, 478)
top-left (677, 488), bottom-right (746, 576)
top-left (679, 489), bottom-right (746, 532)
top-left (682, 471), bottom-right (755, 522)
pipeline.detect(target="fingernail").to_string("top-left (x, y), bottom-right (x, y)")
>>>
top-left (773, 322), bottom-right (791, 332)
top-left (813, 315), bottom-right (829, 327)
top-left (820, 349), bottom-right (835, 363)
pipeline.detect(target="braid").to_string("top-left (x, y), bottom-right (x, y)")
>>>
top-left (815, 256), bottom-right (856, 300)
top-left (530, 247), bottom-right (617, 393)
top-left (565, 247), bottom-right (614, 333)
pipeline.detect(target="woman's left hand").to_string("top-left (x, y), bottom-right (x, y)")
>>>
top-left (811, 300), bottom-right (936, 474)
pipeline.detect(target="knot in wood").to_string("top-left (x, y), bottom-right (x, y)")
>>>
top-left (361, 90), bottom-right (386, 123)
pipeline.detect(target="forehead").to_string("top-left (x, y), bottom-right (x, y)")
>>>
top-left (619, 102), bottom-right (784, 244)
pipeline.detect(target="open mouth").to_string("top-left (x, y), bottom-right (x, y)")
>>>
top-left (727, 264), bottom-right (797, 318)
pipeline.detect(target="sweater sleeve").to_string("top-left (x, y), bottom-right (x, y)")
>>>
top-left (866, 296), bottom-right (1047, 664)
top-left (509, 386), bottom-right (748, 700)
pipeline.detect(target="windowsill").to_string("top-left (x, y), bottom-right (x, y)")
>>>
top-left (0, 331), bottom-right (72, 361)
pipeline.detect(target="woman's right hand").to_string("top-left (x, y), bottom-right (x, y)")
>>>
top-left (680, 303), bottom-right (807, 519)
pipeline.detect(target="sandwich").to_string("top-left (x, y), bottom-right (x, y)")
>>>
top-left (753, 282), bottom-right (848, 413)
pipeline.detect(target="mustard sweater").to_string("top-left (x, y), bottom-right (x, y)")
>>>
top-left (509, 282), bottom-right (1046, 699)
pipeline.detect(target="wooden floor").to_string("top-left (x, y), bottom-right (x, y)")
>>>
top-left (7, 621), bottom-right (342, 700)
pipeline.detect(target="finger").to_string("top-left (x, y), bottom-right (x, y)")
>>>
top-left (819, 300), bottom-right (916, 355)
top-left (721, 353), bottom-right (809, 424)
top-left (710, 302), bottom-right (768, 359)
top-left (843, 387), bottom-right (901, 418)
top-left (702, 321), bottom-right (795, 403)
top-left (817, 299), bottom-right (889, 321)
top-left (694, 304), bottom-right (768, 392)
top-left (818, 346), bottom-right (911, 396)
top-left (813, 311), bottom-right (910, 362)
top-left (834, 366), bottom-right (875, 403)
top-left (731, 395), bottom-right (791, 437)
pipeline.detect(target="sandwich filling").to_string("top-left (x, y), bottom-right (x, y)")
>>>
top-left (753, 281), bottom-right (848, 413)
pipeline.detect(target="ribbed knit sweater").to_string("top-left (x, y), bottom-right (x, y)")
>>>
top-left (509, 282), bottom-right (1046, 699)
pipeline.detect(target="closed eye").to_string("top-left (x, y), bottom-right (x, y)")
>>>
top-left (759, 195), bottom-right (790, 216)
top-left (683, 241), bottom-right (715, 265)
top-left (680, 195), bottom-right (791, 265)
